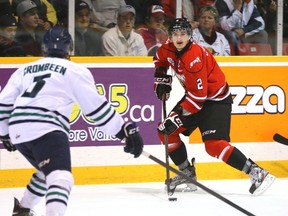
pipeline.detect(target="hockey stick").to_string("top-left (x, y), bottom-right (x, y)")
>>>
top-left (273, 133), bottom-right (288, 145)
top-left (142, 150), bottom-right (256, 216)
top-left (162, 100), bottom-right (174, 196)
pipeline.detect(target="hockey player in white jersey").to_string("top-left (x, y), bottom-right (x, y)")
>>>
top-left (0, 26), bottom-right (143, 216)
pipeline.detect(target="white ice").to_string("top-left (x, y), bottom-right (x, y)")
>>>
top-left (0, 178), bottom-right (287, 216)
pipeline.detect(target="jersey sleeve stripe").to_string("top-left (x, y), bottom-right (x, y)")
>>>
top-left (186, 91), bottom-right (207, 100)
top-left (93, 110), bottom-right (116, 127)
top-left (91, 105), bottom-right (112, 122)
top-left (9, 119), bottom-right (66, 131)
top-left (9, 107), bottom-right (70, 132)
top-left (86, 101), bottom-right (108, 117)
top-left (16, 106), bottom-right (69, 122)
top-left (185, 97), bottom-right (202, 111)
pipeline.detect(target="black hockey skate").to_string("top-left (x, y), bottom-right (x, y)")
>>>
top-left (166, 158), bottom-right (197, 193)
top-left (12, 197), bottom-right (35, 216)
top-left (248, 161), bottom-right (275, 196)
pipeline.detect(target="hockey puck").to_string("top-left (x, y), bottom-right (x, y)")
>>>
top-left (168, 197), bottom-right (177, 201)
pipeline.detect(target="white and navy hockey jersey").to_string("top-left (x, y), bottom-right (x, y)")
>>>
top-left (193, 28), bottom-right (231, 56)
top-left (0, 57), bottom-right (124, 144)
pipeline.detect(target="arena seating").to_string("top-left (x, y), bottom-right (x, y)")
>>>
top-left (238, 43), bottom-right (273, 55)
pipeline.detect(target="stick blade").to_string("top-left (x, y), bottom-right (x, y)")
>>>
top-left (273, 133), bottom-right (288, 145)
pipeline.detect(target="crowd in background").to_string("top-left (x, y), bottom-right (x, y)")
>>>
top-left (0, 0), bottom-right (287, 57)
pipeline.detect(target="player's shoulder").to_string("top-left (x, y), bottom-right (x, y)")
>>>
top-left (190, 41), bottom-right (213, 57)
top-left (65, 59), bottom-right (91, 75)
top-left (157, 40), bottom-right (176, 55)
top-left (183, 42), bottom-right (209, 72)
top-left (184, 41), bottom-right (203, 59)
top-left (43, 57), bottom-right (91, 76)
top-left (102, 27), bottom-right (117, 40)
top-left (191, 41), bottom-right (204, 51)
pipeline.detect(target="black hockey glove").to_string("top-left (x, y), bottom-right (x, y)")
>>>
top-left (154, 73), bottom-right (172, 101)
top-left (158, 112), bottom-right (183, 135)
top-left (0, 135), bottom-right (16, 152)
top-left (116, 122), bottom-right (143, 158)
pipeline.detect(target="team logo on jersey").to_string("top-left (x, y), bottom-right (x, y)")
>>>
top-left (189, 57), bottom-right (201, 68)
top-left (167, 57), bottom-right (175, 66)
top-left (175, 73), bottom-right (185, 85)
top-left (177, 60), bottom-right (183, 72)
top-left (205, 47), bottom-right (219, 56)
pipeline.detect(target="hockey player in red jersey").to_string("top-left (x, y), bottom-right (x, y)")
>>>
top-left (153, 18), bottom-right (275, 195)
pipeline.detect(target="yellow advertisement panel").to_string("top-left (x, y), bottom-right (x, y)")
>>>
top-left (189, 57), bottom-right (288, 143)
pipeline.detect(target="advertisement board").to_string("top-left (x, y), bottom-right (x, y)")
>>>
top-left (0, 56), bottom-right (288, 187)
top-left (1, 57), bottom-right (288, 146)
top-left (189, 58), bottom-right (288, 143)
top-left (0, 64), bottom-right (161, 148)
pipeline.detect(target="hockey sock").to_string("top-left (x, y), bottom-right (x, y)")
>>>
top-left (204, 140), bottom-right (247, 171)
top-left (169, 142), bottom-right (188, 166)
top-left (242, 158), bottom-right (257, 174)
top-left (226, 147), bottom-right (248, 171)
top-left (21, 170), bottom-right (47, 209)
top-left (46, 170), bottom-right (74, 216)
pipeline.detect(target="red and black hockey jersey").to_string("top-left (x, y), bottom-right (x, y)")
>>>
top-left (153, 39), bottom-right (230, 114)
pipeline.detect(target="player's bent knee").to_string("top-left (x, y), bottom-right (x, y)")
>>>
top-left (204, 139), bottom-right (234, 162)
top-left (46, 170), bottom-right (74, 190)
top-left (167, 141), bottom-right (184, 152)
top-left (158, 131), bottom-right (182, 145)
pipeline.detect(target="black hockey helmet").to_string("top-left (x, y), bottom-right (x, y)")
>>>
top-left (168, 18), bottom-right (192, 36)
top-left (43, 26), bottom-right (73, 57)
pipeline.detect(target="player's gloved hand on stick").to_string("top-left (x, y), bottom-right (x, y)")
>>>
top-left (116, 122), bottom-right (143, 158)
top-left (0, 135), bottom-right (16, 152)
top-left (158, 112), bottom-right (183, 135)
top-left (154, 73), bottom-right (172, 101)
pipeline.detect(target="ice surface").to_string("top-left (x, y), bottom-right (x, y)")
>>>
top-left (0, 178), bottom-right (287, 216)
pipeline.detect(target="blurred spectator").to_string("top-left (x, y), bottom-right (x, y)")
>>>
top-left (135, 5), bottom-right (168, 56)
top-left (48, 0), bottom-right (68, 26)
top-left (256, 0), bottom-right (277, 33)
top-left (0, 14), bottom-right (26, 56)
top-left (284, 0), bottom-right (288, 42)
top-left (200, 0), bottom-right (216, 6)
top-left (74, 0), bottom-right (103, 56)
top-left (15, 0), bottom-right (47, 56)
top-left (215, 0), bottom-right (268, 55)
top-left (162, 0), bottom-right (199, 29)
top-left (12, 0), bottom-right (57, 30)
top-left (84, 0), bottom-right (126, 32)
top-left (125, 0), bottom-right (162, 27)
top-left (256, 0), bottom-right (277, 54)
top-left (102, 5), bottom-right (148, 56)
top-left (193, 6), bottom-right (230, 56)
top-left (0, 0), bottom-right (13, 16)
top-left (37, 0), bottom-right (57, 29)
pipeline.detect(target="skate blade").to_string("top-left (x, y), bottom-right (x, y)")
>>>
top-left (165, 184), bottom-right (197, 193)
top-left (251, 174), bottom-right (276, 196)
top-left (173, 186), bottom-right (197, 193)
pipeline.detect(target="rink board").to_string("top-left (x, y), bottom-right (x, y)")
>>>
top-left (0, 56), bottom-right (288, 188)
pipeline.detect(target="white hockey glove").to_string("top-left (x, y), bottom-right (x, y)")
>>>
top-left (158, 112), bottom-right (183, 135)
top-left (0, 135), bottom-right (16, 152)
top-left (116, 122), bottom-right (143, 158)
